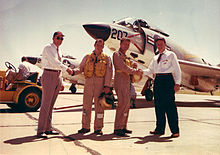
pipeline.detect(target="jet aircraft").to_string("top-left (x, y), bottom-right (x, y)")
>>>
top-left (25, 55), bottom-right (85, 93)
top-left (83, 17), bottom-right (220, 100)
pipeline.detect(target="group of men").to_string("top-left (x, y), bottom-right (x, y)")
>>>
top-left (36, 31), bottom-right (181, 139)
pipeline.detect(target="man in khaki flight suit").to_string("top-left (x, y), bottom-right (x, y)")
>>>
top-left (70, 39), bottom-right (112, 135)
top-left (113, 38), bottom-right (142, 136)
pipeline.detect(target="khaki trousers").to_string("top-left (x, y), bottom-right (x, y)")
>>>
top-left (82, 76), bottom-right (104, 130)
top-left (37, 70), bottom-right (61, 134)
top-left (114, 86), bottom-right (131, 130)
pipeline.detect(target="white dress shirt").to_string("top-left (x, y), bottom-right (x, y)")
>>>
top-left (41, 43), bottom-right (67, 72)
top-left (143, 50), bottom-right (181, 85)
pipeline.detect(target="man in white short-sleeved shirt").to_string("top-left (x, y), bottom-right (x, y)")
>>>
top-left (143, 37), bottom-right (181, 138)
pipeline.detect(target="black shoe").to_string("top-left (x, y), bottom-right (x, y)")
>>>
top-left (78, 128), bottom-right (90, 134)
top-left (114, 129), bottom-right (125, 137)
top-left (130, 105), bottom-right (136, 108)
top-left (149, 130), bottom-right (164, 135)
top-left (122, 128), bottom-right (132, 134)
top-left (45, 131), bottom-right (59, 135)
top-left (94, 130), bottom-right (103, 135)
top-left (170, 133), bottom-right (179, 138)
top-left (37, 133), bottom-right (48, 138)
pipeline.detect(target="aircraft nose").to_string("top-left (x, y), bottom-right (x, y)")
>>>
top-left (83, 23), bottom-right (111, 41)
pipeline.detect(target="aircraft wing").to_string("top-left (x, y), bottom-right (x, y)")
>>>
top-left (178, 60), bottom-right (220, 79)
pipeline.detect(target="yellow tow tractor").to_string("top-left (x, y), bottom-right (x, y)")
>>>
top-left (0, 62), bottom-right (42, 112)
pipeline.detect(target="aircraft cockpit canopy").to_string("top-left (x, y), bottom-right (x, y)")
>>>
top-left (115, 17), bottom-right (169, 37)
top-left (133, 19), bottom-right (150, 28)
top-left (115, 17), bottom-right (149, 28)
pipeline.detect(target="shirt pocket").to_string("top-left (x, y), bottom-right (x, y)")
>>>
top-left (161, 59), bottom-right (170, 68)
top-left (162, 59), bottom-right (168, 65)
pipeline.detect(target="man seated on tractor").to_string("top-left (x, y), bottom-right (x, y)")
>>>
top-left (6, 57), bottom-right (30, 90)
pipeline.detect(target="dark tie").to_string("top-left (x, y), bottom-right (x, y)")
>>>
top-left (157, 53), bottom-right (163, 64)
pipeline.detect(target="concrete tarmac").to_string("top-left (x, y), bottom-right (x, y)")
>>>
top-left (0, 90), bottom-right (220, 155)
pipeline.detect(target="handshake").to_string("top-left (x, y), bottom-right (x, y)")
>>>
top-left (132, 62), bottom-right (143, 76)
top-left (131, 69), bottom-right (143, 83)
top-left (134, 69), bottom-right (143, 76)
top-left (66, 68), bottom-right (76, 76)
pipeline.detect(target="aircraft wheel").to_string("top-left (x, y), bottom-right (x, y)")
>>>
top-left (69, 84), bottom-right (77, 94)
top-left (18, 88), bottom-right (42, 112)
top-left (144, 88), bottom-right (153, 101)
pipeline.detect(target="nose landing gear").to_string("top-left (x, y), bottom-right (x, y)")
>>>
top-left (141, 78), bottom-right (153, 101)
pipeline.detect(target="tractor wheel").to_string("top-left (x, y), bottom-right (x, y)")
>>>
top-left (18, 88), bottom-right (42, 112)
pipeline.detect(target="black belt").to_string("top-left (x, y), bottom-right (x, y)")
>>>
top-left (44, 68), bottom-right (61, 73)
top-left (156, 73), bottom-right (172, 76)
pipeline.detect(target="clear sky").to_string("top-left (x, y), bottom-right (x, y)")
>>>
top-left (0, 0), bottom-right (219, 70)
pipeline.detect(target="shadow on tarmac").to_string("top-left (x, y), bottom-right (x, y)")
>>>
top-left (3, 133), bottom-right (173, 148)
top-left (133, 135), bottom-right (173, 144)
top-left (65, 133), bottom-right (130, 142)
top-left (4, 135), bottom-right (66, 145)
top-left (64, 132), bottom-right (173, 144)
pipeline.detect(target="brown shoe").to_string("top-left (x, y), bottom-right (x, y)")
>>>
top-left (171, 133), bottom-right (179, 138)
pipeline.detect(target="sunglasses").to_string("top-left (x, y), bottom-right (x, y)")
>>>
top-left (56, 37), bottom-right (64, 40)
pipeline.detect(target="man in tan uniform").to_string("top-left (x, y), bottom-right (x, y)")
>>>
top-left (113, 38), bottom-right (142, 136)
top-left (71, 39), bottom-right (112, 135)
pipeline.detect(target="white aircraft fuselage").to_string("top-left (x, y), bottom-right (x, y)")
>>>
top-left (83, 17), bottom-right (220, 93)
top-left (25, 56), bottom-right (85, 93)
